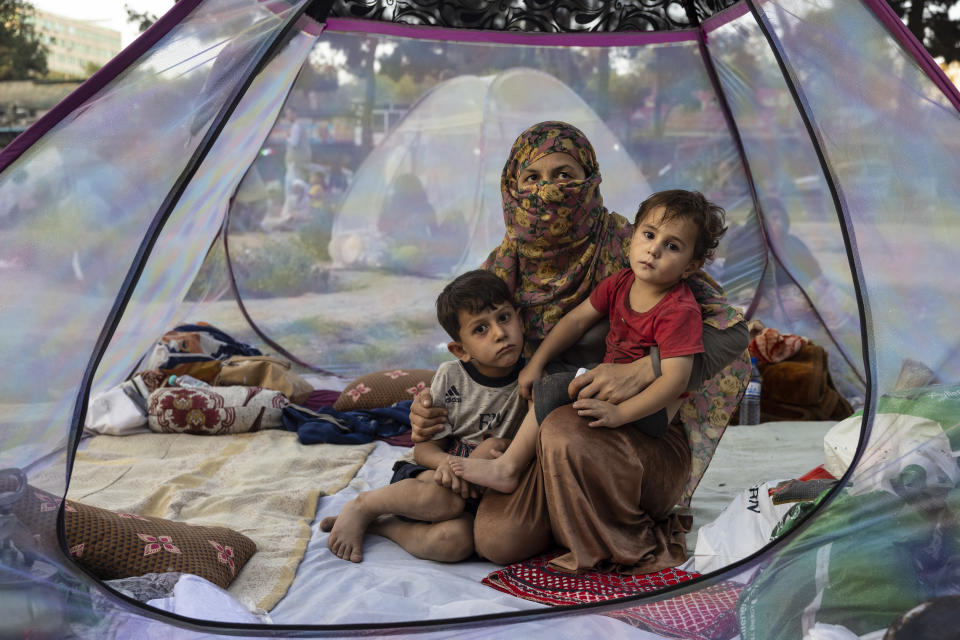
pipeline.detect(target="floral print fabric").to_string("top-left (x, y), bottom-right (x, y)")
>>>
top-left (678, 351), bottom-right (752, 505)
top-left (484, 121), bottom-right (630, 344)
top-left (146, 386), bottom-right (288, 434)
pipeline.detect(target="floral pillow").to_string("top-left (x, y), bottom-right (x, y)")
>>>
top-left (147, 386), bottom-right (288, 435)
top-left (11, 485), bottom-right (256, 590)
top-left (333, 369), bottom-right (434, 411)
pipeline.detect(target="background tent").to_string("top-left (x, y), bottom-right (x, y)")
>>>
top-left (0, 0), bottom-right (959, 637)
top-left (328, 67), bottom-right (652, 277)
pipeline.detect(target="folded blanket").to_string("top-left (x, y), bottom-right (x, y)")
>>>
top-left (30, 430), bottom-right (373, 611)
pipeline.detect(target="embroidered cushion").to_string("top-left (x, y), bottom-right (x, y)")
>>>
top-left (333, 369), bottom-right (434, 411)
top-left (147, 386), bottom-right (288, 434)
top-left (12, 486), bottom-right (256, 590)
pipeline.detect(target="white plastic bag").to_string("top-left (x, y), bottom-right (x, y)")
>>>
top-left (694, 480), bottom-right (794, 574)
top-left (146, 574), bottom-right (270, 623)
top-left (823, 412), bottom-right (959, 496)
top-left (85, 381), bottom-right (148, 435)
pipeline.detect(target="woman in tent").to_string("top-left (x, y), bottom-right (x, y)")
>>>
top-left (411, 120), bottom-right (749, 573)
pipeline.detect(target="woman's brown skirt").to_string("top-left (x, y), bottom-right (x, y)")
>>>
top-left (474, 404), bottom-right (692, 574)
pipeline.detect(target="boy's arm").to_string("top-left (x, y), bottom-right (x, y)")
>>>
top-left (412, 438), bottom-right (450, 469)
top-left (573, 355), bottom-right (693, 428)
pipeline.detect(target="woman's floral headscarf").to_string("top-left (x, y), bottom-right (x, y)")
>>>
top-left (483, 121), bottom-right (633, 343)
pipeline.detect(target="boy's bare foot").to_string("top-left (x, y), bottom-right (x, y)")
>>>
top-left (449, 455), bottom-right (520, 494)
top-left (319, 495), bottom-right (377, 563)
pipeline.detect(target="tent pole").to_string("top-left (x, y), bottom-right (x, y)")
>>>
top-left (219, 5), bottom-right (346, 376)
top-left (745, 0), bottom-right (875, 467)
top-left (692, 20), bottom-right (770, 322)
top-left (697, 16), bottom-right (862, 383)
top-left (66, 0), bottom-right (331, 483)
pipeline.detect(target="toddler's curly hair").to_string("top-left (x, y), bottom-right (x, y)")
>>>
top-left (634, 189), bottom-right (727, 263)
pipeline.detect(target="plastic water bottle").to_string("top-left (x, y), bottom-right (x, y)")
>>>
top-left (168, 374), bottom-right (211, 389)
top-left (738, 357), bottom-right (762, 425)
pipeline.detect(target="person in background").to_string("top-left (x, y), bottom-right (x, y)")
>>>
top-left (283, 106), bottom-right (312, 202)
top-left (722, 197), bottom-right (854, 332)
top-left (377, 172), bottom-right (467, 277)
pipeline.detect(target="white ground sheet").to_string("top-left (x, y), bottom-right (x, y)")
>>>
top-left (267, 419), bottom-right (837, 634)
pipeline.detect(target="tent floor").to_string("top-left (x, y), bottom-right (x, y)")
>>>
top-left (269, 418), bottom-right (836, 626)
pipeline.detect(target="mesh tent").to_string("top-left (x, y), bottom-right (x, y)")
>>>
top-left (327, 67), bottom-right (651, 278)
top-left (0, 0), bottom-right (959, 637)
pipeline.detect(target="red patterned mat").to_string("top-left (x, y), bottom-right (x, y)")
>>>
top-left (482, 552), bottom-right (743, 640)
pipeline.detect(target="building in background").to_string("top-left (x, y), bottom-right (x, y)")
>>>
top-left (26, 9), bottom-right (121, 78)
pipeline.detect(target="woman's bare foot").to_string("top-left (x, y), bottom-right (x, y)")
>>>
top-left (449, 455), bottom-right (521, 494)
top-left (319, 495), bottom-right (377, 563)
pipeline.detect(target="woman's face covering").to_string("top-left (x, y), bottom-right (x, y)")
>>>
top-left (516, 152), bottom-right (586, 190)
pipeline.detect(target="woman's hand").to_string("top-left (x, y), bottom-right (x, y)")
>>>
top-left (571, 397), bottom-right (625, 428)
top-left (409, 389), bottom-right (447, 443)
top-left (517, 363), bottom-right (544, 401)
top-left (568, 358), bottom-right (655, 404)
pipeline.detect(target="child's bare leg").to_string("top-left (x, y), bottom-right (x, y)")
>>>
top-left (320, 471), bottom-right (464, 563)
top-left (370, 513), bottom-right (474, 562)
top-left (449, 409), bottom-right (539, 493)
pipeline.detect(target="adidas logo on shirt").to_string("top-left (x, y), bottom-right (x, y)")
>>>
top-left (444, 385), bottom-right (462, 404)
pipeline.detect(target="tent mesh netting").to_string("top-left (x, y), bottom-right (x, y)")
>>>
top-left (0, 0), bottom-right (959, 637)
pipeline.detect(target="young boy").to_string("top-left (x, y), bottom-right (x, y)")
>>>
top-left (451, 189), bottom-right (727, 494)
top-left (320, 270), bottom-right (528, 563)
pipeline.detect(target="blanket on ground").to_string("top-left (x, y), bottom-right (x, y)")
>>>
top-left (30, 430), bottom-right (373, 611)
top-left (483, 551), bottom-right (743, 640)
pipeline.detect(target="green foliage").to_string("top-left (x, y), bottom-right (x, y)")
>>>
top-left (273, 312), bottom-right (447, 375)
top-left (886, 0), bottom-right (960, 63)
top-left (231, 230), bottom-right (331, 298)
top-left (0, 0), bottom-right (47, 80)
top-left (124, 3), bottom-right (158, 34)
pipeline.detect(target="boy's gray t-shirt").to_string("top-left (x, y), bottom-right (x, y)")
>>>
top-left (429, 359), bottom-right (527, 446)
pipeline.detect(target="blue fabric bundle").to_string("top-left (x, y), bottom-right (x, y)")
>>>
top-left (282, 400), bottom-right (411, 445)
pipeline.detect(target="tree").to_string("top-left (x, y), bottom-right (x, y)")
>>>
top-left (0, 0), bottom-right (47, 80)
top-left (125, 0), bottom-right (180, 34)
top-left (124, 4), bottom-right (159, 34)
top-left (886, 0), bottom-right (960, 63)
